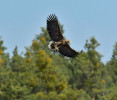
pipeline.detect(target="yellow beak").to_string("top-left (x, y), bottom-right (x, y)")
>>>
top-left (69, 41), bottom-right (71, 44)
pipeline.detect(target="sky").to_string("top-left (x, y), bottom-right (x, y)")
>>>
top-left (0, 0), bottom-right (117, 64)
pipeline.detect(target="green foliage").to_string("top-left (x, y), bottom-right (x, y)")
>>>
top-left (0, 22), bottom-right (116, 100)
top-left (106, 42), bottom-right (117, 85)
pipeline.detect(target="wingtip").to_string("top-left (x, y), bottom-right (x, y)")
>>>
top-left (46, 14), bottom-right (58, 22)
top-left (73, 50), bottom-right (83, 59)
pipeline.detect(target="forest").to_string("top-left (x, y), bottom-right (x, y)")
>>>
top-left (0, 23), bottom-right (117, 100)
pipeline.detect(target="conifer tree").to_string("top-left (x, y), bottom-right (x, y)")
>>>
top-left (84, 37), bottom-right (106, 100)
top-left (0, 37), bottom-right (9, 68)
top-left (107, 42), bottom-right (117, 84)
top-left (68, 37), bottom-right (107, 100)
top-left (0, 37), bottom-right (11, 100)
top-left (10, 46), bottom-right (24, 72)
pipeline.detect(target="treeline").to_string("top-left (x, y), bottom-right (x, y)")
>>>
top-left (0, 24), bottom-right (117, 100)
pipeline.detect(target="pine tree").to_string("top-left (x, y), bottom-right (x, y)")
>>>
top-left (68, 37), bottom-right (107, 100)
top-left (10, 46), bottom-right (24, 72)
top-left (107, 42), bottom-right (117, 84)
top-left (0, 37), bottom-right (11, 100)
top-left (0, 37), bottom-right (9, 68)
top-left (30, 30), bottom-right (68, 94)
top-left (84, 37), bottom-right (106, 100)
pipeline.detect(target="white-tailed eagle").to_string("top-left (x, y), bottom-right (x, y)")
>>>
top-left (47, 14), bottom-right (82, 58)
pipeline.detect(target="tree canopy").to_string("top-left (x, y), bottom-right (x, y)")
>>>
top-left (0, 23), bottom-right (116, 100)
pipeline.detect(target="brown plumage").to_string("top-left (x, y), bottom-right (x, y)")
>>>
top-left (47, 14), bottom-right (81, 58)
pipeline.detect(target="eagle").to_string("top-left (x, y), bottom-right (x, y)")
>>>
top-left (47, 14), bottom-right (82, 58)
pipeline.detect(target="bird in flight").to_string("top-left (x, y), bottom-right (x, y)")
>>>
top-left (47, 14), bottom-right (82, 58)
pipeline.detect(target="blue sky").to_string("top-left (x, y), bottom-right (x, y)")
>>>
top-left (0, 0), bottom-right (117, 63)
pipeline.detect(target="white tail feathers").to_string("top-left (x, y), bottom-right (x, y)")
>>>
top-left (48, 41), bottom-right (55, 50)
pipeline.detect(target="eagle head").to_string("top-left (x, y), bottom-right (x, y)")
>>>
top-left (66, 40), bottom-right (71, 45)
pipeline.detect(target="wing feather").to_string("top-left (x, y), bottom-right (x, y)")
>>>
top-left (59, 44), bottom-right (79, 58)
top-left (47, 14), bottom-right (64, 42)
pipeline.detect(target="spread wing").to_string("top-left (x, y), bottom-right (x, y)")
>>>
top-left (59, 44), bottom-right (79, 58)
top-left (47, 14), bottom-right (64, 42)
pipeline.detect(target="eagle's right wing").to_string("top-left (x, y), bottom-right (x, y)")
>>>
top-left (47, 14), bottom-right (64, 42)
top-left (59, 44), bottom-right (79, 58)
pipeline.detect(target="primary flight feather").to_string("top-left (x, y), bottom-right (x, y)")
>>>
top-left (47, 14), bottom-right (63, 42)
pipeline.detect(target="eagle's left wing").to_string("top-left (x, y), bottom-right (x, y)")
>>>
top-left (47, 14), bottom-right (64, 42)
top-left (59, 44), bottom-right (79, 58)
